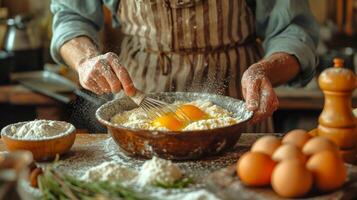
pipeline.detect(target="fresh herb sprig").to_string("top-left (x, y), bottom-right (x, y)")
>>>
top-left (38, 167), bottom-right (153, 200)
top-left (37, 155), bottom-right (194, 200)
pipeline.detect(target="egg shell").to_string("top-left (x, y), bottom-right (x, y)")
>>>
top-left (306, 150), bottom-right (346, 192)
top-left (237, 152), bottom-right (276, 186)
top-left (272, 144), bottom-right (306, 162)
top-left (302, 136), bottom-right (339, 156)
top-left (251, 135), bottom-right (281, 156)
top-left (282, 129), bottom-right (311, 149)
top-left (271, 159), bottom-right (313, 198)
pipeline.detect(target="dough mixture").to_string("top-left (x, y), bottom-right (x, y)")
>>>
top-left (111, 100), bottom-right (243, 131)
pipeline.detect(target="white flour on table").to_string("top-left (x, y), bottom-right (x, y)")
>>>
top-left (21, 136), bottom-right (249, 200)
top-left (81, 161), bottom-right (138, 183)
top-left (79, 157), bottom-right (219, 200)
top-left (7, 120), bottom-right (73, 140)
top-left (102, 137), bottom-right (241, 180)
top-left (80, 156), bottom-right (183, 187)
top-left (79, 157), bottom-right (185, 187)
top-left (137, 156), bottom-right (183, 186)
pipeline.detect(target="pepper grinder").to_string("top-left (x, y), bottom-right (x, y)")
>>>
top-left (318, 58), bottom-right (357, 163)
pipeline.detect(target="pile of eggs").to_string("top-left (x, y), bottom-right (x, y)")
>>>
top-left (236, 129), bottom-right (347, 198)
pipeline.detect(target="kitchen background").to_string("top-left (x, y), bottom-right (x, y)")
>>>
top-left (0, 0), bottom-right (356, 133)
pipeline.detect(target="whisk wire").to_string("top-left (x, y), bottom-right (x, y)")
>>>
top-left (141, 100), bottom-right (169, 118)
top-left (130, 90), bottom-right (190, 121)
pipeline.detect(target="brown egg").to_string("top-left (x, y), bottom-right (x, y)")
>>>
top-left (251, 136), bottom-right (281, 156)
top-left (306, 150), bottom-right (346, 192)
top-left (282, 129), bottom-right (311, 149)
top-left (302, 136), bottom-right (339, 156)
top-left (271, 159), bottom-right (313, 198)
top-left (237, 152), bottom-right (276, 186)
top-left (272, 144), bottom-right (306, 162)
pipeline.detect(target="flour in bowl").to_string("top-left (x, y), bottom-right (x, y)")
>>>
top-left (183, 117), bottom-right (239, 131)
top-left (111, 100), bottom-right (243, 131)
top-left (7, 120), bottom-right (73, 140)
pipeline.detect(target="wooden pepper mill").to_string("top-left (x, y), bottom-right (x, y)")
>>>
top-left (318, 58), bottom-right (357, 163)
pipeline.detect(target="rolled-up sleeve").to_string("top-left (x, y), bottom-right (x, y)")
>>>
top-left (50, 0), bottom-right (104, 64)
top-left (255, 0), bottom-right (319, 87)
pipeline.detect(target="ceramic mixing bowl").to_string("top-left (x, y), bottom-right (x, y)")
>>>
top-left (96, 92), bottom-right (252, 160)
top-left (1, 121), bottom-right (76, 161)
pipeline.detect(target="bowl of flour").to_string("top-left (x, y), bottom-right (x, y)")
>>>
top-left (1, 120), bottom-right (76, 161)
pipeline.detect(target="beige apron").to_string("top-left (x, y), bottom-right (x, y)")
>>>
top-left (115, 0), bottom-right (273, 133)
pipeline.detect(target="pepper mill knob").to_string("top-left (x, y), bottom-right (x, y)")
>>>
top-left (333, 58), bottom-right (344, 67)
top-left (318, 58), bottom-right (357, 163)
top-left (318, 58), bottom-right (356, 92)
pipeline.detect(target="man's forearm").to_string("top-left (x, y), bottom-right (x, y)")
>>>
top-left (258, 52), bottom-right (301, 87)
top-left (59, 36), bottom-right (100, 70)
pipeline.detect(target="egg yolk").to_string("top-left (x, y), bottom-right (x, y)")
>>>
top-left (152, 104), bottom-right (207, 131)
top-left (152, 113), bottom-right (184, 131)
top-left (176, 104), bottom-right (207, 121)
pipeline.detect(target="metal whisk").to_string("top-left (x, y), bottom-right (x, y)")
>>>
top-left (130, 90), bottom-right (190, 120)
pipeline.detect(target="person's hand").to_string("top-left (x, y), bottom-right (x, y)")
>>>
top-left (76, 52), bottom-right (136, 96)
top-left (241, 63), bottom-right (279, 124)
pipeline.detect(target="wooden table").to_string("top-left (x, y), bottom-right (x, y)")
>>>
top-left (0, 85), bottom-right (71, 120)
top-left (1, 133), bottom-right (356, 200)
top-left (275, 85), bottom-right (357, 110)
top-left (0, 133), bottom-right (265, 154)
top-left (0, 85), bottom-right (59, 105)
top-left (0, 133), bottom-right (108, 151)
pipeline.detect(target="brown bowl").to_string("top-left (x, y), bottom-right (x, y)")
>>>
top-left (96, 92), bottom-right (252, 160)
top-left (1, 121), bottom-right (76, 161)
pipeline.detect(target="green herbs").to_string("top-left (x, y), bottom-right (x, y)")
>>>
top-left (38, 168), bottom-right (152, 200)
top-left (37, 166), bottom-right (195, 200)
top-left (154, 177), bottom-right (194, 189)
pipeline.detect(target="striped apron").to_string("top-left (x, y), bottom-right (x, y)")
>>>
top-left (115, 0), bottom-right (273, 133)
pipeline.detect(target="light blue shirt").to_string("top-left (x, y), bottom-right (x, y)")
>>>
top-left (51, 0), bottom-right (319, 86)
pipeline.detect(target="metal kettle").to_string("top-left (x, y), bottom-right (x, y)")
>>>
top-left (3, 15), bottom-right (41, 51)
top-left (2, 15), bottom-right (43, 71)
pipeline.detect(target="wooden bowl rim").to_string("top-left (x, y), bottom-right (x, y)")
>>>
top-left (96, 92), bottom-right (252, 136)
top-left (1, 121), bottom-right (76, 142)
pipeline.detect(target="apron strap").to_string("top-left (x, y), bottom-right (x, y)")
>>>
top-left (158, 52), bottom-right (172, 75)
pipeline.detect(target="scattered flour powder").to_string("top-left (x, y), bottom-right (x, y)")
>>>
top-left (81, 157), bottom-right (182, 187)
top-left (162, 189), bottom-right (220, 200)
top-left (81, 161), bottom-right (137, 183)
top-left (137, 156), bottom-right (182, 186)
top-left (80, 156), bottom-right (220, 200)
top-left (7, 120), bottom-right (74, 140)
top-left (19, 137), bottom-right (226, 200)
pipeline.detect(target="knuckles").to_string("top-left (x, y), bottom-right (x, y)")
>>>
top-left (78, 52), bottom-right (134, 95)
top-left (81, 78), bottom-right (91, 87)
top-left (104, 52), bottom-right (117, 59)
